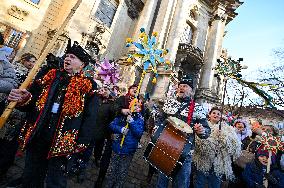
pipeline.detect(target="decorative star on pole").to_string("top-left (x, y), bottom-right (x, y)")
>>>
top-left (260, 133), bottom-right (284, 154)
top-left (97, 59), bottom-right (120, 85)
top-left (213, 58), bottom-right (275, 108)
top-left (213, 57), bottom-right (244, 79)
top-left (120, 28), bottom-right (172, 148)
top-left (125, 28), bottom-right (171, 84)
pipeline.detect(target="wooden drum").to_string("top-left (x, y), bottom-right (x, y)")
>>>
top-left (143, 116), bottom-right (193, 178)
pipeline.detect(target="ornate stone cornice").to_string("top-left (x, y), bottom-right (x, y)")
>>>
top-left (125, 0), bottom-right (145, 20)
top-left (208, 13), bottom-right (227, 26)
top-left (202, 0), bottom-right (243, 24)
top-left (7, 5), bottom-right (29, 21)
top-left (47, 29), bottom-right (69, 39)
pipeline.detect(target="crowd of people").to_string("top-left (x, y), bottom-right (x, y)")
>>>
top-left (0, 32), bottom-right (284, 188)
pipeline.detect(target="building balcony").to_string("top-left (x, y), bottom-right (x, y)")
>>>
top-left (177, 43), bottom-right (204, 66)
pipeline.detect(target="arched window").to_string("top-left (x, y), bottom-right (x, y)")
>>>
top-left (179, 24), bottom-right (193, 44)
top-left (93, 0), bottom-right (119, 28)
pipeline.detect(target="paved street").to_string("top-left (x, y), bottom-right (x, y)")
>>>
top-left (0, 134), bottom-right (160, 188)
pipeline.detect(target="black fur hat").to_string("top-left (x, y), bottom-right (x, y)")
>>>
top-left (65, 39), bottom-right (92, 66)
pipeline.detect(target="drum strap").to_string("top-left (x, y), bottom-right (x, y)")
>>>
top-left (186, 99), bottom-right (195, 126)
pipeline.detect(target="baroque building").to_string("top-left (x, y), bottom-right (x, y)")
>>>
top-left (0, 0), bottom-right (243, 103)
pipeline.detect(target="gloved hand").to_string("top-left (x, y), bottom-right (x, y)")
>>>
top-left (126, 115), bottom-right (134, 123)
top-left (121, 127), bottom-right (129, 135)
top-left (264, 172), bottom-right (278, 185)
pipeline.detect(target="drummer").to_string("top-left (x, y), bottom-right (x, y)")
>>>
top-left (155, 74), bottom-right (211, 188)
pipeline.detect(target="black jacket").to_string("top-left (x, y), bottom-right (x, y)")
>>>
top-left (18, 69), bottom-right (99, 158)
top-left (93, 97), bottom-right (117, 141)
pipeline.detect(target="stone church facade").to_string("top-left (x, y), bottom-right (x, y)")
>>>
top-left (0, 0), bottom-right (243, 103)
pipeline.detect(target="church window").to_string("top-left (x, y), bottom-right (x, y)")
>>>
top-left (5, 29), bottom-right (23, 49)
top-left (93, 0), bottom-right (118, 28)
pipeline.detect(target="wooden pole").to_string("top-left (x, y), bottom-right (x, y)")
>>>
top-left (0, 0), bottom-right (83, 128)
top-left (219, 78), bottom-right (227, 130)
top-left (264, 150), bottom-right (272, 188)
top-left (120, 69), bottom-right (146, 147)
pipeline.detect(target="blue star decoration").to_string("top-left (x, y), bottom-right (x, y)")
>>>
top-left (125, 28), bottom-right (171, 84)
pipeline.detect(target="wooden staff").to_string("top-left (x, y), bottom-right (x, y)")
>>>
top-left (0, 0), bottom-right (83, 128)
top-left (264, 150), bottom-right (272, 188)
top-left (120, 70), bottom-right (146, 147)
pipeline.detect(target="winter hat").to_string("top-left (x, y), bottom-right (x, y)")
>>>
top-left (256, 146), bottom-right (277, 164)
top-left (233, 119), bottom-right (247, 128)
top-left (178, 74), bottom-right (193, 89)
top-left (65, 39), bottom-right (92, 66)
top-left (129, 98), bottom-right (142, 112)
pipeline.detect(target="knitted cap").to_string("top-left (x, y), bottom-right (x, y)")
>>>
top-left (256, 146), bottom-right (276, 164)
top-left (178, 74), bottom-right (193, 89)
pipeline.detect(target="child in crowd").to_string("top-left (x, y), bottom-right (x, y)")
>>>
top-left (233, 119), bottom-right (252, 148)
top-left (242, 146), bottom-right (283, 188)
top-left (103, 99), bottom-right (144, 187)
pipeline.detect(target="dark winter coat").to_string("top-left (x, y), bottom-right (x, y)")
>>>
top-left (110, 113), bottom-right (144, 155)
top-left (0, 60), bottom-right (16, 109)
top-left (17, 69), bottom-right (99, 158)
top-left (1, 63), bottom-right (29, 140)
top-left (242, 133), bottom-right (262, 152)
top-left (0, 60), bottom-right (17, 94)
top-left (92, 97), bottom-right (117, 141)
top-left (242, 159), bottom-right (284, 188)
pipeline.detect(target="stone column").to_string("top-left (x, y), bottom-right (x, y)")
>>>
top-left (199, 4), bottom-right (227, 94)
top-left (131, 0), bottom-right (158, 38)
top-left (151, 67), bottom-right (172, 99)
top-left (166, 0), bottom-right (198, 62)
top-left (22, 0), bottom-right (70, 57)
top-left (151, 0), bottom-right (175, 48)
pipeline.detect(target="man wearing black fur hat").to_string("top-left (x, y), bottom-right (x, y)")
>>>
top-left (154, 74), bottom-right (211, 188)
top-left (8, 40), bottom-right (99, 188)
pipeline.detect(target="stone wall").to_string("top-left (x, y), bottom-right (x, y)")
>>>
top-left (0, 0), bottom-right (53, 57)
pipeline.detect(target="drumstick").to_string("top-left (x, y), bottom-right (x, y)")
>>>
top-left (0, 0), bottom-right (83, 128)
